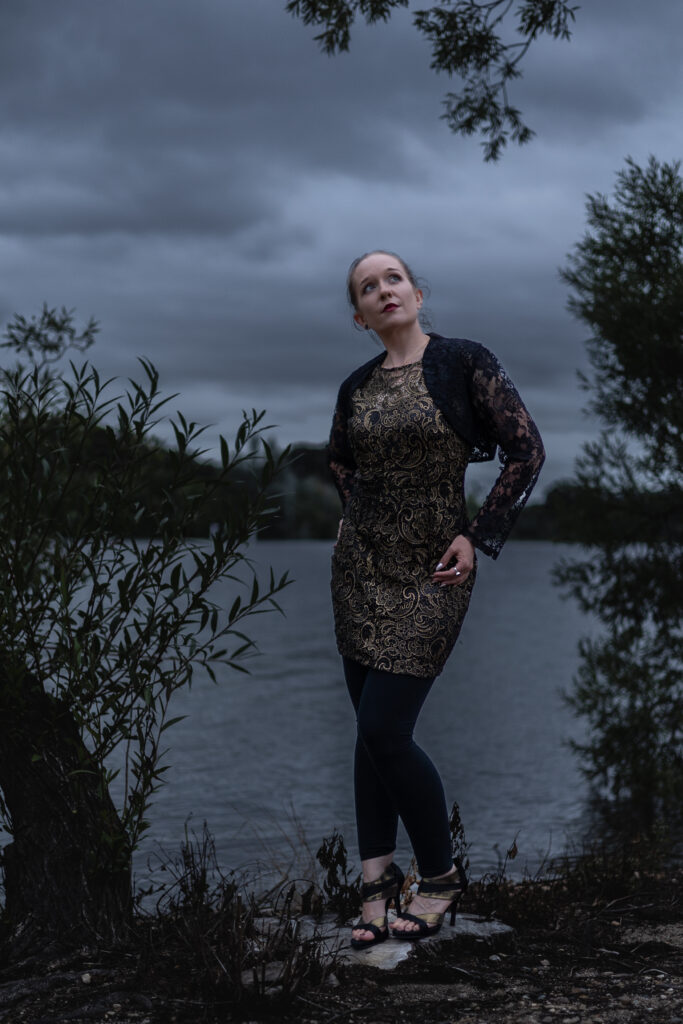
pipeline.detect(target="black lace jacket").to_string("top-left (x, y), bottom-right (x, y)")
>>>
top-left (327, 333), bottom-right (545, 559)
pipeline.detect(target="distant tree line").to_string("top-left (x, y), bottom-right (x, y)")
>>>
top-left (13, 418), bottom-right (675, 547)
top-left (5, 412), bottom-right (597, 544)
top-left (257, 446), bottom-right (614, 544)
top-left (92, 433), bottom-right (578, 543)
top-left (25, 426), bottom-right (619, 545)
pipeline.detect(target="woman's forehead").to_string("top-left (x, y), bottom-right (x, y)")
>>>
top-left (355, 253), bottom-right (403, 282)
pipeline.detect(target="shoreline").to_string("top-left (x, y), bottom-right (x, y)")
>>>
top-left (2, 839), bottom-right (682, 1023)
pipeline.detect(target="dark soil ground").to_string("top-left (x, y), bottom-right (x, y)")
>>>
top-left (2, 856), bottom-right (682, 1024)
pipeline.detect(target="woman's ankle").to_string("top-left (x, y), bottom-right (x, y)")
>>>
top-left (361, 851), bottom-right (395, 883)
top-left (422, 862), bottom-right (456, 882)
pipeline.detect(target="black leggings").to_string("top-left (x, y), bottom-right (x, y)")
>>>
top-left (343, 657), bottom-right (453, 878)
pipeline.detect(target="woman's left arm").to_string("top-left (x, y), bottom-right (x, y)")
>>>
top-left (464, 346), bottom-right (545, 559)
top-left (434, 346), bottom-right (545, 580)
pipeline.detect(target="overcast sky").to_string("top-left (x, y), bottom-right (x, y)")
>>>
top-left (2, 0), bottom-right (682, 493)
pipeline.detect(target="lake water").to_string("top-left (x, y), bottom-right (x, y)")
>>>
top-left (133, 539), bottom-right (595, 886)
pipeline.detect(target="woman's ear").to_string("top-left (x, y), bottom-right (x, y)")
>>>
top-left (353, 311), bottom-right (368, 329)
top-left (415, 288), bottom-right (423, 309)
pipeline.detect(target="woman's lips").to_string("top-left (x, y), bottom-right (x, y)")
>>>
top-left (382, 303), bottom-right (398, 312)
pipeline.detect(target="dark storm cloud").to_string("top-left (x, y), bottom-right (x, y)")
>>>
top-left (0, 146), bottom-right (275, 237)
top-left (517, 0), bottom-right (683, 126)
top-left (1, 0), bottom-right (681, 489)
top-left (0, 0), bottom-right (438, 230)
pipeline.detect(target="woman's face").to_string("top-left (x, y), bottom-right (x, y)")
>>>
top-left (351, 253), bottom-right (423, 333)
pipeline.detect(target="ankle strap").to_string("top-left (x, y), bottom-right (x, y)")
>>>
top-left (360, 863), bottom-right (403, 902)
top-left (417, 878), bottom-right (464, 900)
top-left (417, 862), bottom-right (468, 900)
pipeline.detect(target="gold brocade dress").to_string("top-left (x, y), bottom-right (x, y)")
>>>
top-left (330, 359), bottom-right (476, 679)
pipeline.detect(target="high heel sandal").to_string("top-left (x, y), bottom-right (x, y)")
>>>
top-left (392, 859), bottom-right (468, 941)
top-left (350, 862), bottom-right (405, 950)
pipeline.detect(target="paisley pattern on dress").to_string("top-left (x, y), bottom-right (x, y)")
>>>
top-left (328, 334), bottom-right (546, 559)
top-left (330, 360), bottom-right (475, 678)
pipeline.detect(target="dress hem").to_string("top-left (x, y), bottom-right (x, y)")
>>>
top-left (336, 646), bottom-right (442, 680)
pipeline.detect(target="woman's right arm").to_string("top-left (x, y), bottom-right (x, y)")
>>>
top-left (327, 397), bottom-right (357, 508)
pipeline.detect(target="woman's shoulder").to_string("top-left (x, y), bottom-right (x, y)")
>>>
top-left (426, 333), bottom-right (498, 366)
top-left (337, 352), bottom-right (385, 399)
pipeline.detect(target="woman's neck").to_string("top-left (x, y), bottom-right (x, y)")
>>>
top-left (378, 326), bottom-right (431, 369)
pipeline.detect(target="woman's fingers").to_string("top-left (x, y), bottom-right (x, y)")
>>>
top-left (431, 534), bottom-right (475, 586)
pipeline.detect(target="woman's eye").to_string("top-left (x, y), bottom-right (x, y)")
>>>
top-left (388, 274), bottom-right (401, 282)
top-left (362, 282), bottom-right (375, 293)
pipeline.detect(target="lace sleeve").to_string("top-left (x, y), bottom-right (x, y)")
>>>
top-left (464, 347), bottom-right (545, 559)
top-left (327, 397), bottom-right (357, 509)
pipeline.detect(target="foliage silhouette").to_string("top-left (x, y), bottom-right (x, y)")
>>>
top-left (0, 310), bottom-right (290, 951)
top-left (286, 0), bottom-right (578, 160)
top-left (555, 156), bottom-right (683, 822)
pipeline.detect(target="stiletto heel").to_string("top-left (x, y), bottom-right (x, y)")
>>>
top-left (392, 858), bottom-right (467, 941)
top-left (350, 862), bottom-right (405, 950)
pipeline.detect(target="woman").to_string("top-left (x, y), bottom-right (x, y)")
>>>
top-left (328, 251), bottom-right (545, 948)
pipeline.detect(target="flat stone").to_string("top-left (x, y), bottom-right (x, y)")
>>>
top-left (296, 911), bottom-right (514, 971)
